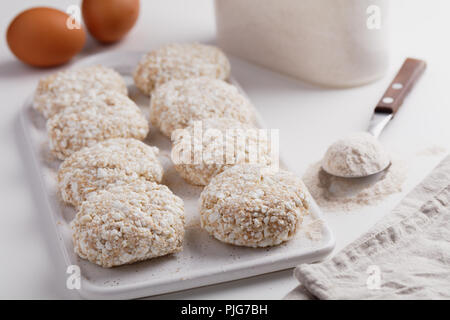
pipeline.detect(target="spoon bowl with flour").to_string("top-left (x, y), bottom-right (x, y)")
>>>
top-left (322, 132), bottom-right (391, 178)
top-left (322, 58), bottom-right (426, 179)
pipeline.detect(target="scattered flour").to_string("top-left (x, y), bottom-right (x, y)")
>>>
top-left (416, 145), bottom-right (447, 157)
top-left (303, 158), bottom-right (407, 212)
top-left (303, 219), bottom-right (324, 241)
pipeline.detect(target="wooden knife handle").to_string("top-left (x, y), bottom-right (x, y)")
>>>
top-left (375, 58), bottom-right (426, 115)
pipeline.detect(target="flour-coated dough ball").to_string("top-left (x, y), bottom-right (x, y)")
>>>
top-left (34, 65), bottom-right (127, 118)
top-left (58, 138), bottom-right (163, 207)
top-left (133, 43), bottom-right (230, 95)
top-left (47, 91), bottom-right (148, 160)
top-left (150, 77), bottom-right (254, 137)
top-left (171, 118), bottom-right (272, 186)
top-left (200, 164), bottom-right (309, 247)
top-left (71, 180), bottom-right (185, 268)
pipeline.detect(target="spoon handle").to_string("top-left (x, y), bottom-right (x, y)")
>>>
top-left (375, 58), bottom-right (427, 115)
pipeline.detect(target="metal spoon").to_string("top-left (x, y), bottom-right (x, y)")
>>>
top-left (322, 58), bottom-right (427, 178)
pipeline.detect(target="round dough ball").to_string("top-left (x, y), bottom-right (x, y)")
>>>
top-left (71, 180), bottom-right (185, 268)
top-left (34, 65), bottom-right (127, 118)
top-left (150, 77), bottom-right (254, 137)
top-left (133, 43), bottom-right (230, 95)
top-left (200, 164), bottom-right (309, 247)
top-left (58, 138), bottom-right (163, 207)
top-left (171, 118), bottom-right (273, 186)
top-left (47, 91), bottom-right (149, 160)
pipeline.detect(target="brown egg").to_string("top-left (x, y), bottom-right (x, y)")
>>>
top-left (82, 0), bottom-right (140, 44)
top-left (6, 7), bottom-right (86, 68)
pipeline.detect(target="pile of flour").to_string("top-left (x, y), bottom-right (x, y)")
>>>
top-left (322, 132), bottom-right (391, 178)
top-left (303, 158), bottom-right (407, 212)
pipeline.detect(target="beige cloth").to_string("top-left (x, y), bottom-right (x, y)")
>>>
top-left (287, 154), bottom-right (450, 300)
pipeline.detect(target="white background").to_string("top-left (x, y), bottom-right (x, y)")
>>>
top-left (0, 0), bottom-right (449, 299)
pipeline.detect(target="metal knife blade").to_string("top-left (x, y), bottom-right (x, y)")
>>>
top-left (367, 112), bottom-right (393, 138)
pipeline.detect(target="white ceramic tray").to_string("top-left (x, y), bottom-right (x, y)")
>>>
top-left (20, 51), bottom-right (335, 299)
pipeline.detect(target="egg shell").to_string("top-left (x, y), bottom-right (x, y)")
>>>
top-left (6, 7), bottom-right (86, 68)
top-left (82, 0), bottom-right (140, 44)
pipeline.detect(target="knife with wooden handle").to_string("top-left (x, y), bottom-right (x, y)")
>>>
top-left (368, 58), bottom-right (427, 137)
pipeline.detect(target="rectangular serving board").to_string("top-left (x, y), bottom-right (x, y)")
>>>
top-left (20, 51), bottom-right (335, 299)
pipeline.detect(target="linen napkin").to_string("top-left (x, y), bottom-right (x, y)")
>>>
top-left (287, 154), bottom-right (450, 300)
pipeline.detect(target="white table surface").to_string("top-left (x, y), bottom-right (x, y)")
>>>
top-left (1, 0), bottom-right (449, 299)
